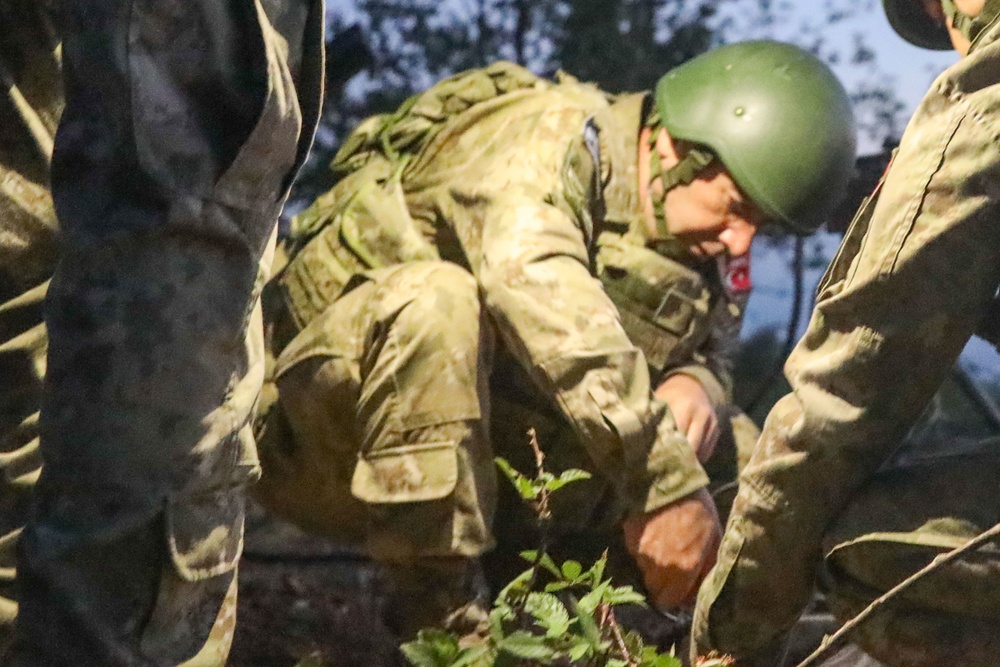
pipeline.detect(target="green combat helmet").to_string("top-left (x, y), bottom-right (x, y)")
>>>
top-left (882, 0), bottom-right (952, 49)
top-left (653, 40), bottom-right (856, 234)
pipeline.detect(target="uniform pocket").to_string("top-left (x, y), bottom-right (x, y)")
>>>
top-left (164, 477), bottom-right (250, 582)
top-left (351, 442), bottom-right (459, 504)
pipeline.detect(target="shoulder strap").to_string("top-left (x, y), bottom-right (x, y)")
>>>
top-left (329, 61), bottom-right (546, 180)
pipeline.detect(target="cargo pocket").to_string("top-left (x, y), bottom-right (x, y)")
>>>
top-left (351, 442), bottom-right (459, 504)
top-left (164, 479), bottom-right (249, 582)
top-left (140, 475), bottom-right (252, 663)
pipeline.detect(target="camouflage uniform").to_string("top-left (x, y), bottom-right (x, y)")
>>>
top-left (0, 0), bottom-right (62, 650)
top-left (10, 1), bottom-right (324, 665)
top-left (693, 19), bottom-right (1000, 667)
top-left (257, 67), bottom-right (751, 582)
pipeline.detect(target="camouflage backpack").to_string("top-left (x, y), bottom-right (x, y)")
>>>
top-left (268, 62), bottom-right (550, 345)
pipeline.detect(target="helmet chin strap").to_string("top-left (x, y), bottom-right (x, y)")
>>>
top-left (645, 113), bottom-right (715, 241)
top-left (942, 0), bottom-right (1000, 47)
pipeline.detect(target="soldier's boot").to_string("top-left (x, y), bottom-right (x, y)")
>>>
top-left (382, 557), bottom-right (491, 644)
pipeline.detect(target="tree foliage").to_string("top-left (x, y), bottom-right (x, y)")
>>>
top-left (296, 0), bottom-right (906, 209)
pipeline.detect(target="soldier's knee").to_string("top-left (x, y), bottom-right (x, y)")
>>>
top-left (394, 263), bottom-right (483, 347)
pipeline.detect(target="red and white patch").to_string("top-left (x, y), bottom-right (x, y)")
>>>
top-left (722, 253), bottom-right (752, 297)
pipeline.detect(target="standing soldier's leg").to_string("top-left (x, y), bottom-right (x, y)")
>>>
top-left (12, 1), bottom-right (323, 665)
top-left (260, 262), bottom-right (497, 639)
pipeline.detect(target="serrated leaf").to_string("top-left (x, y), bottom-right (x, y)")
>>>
top-left (576, 580), bottom-right (609, 615)
top-left (568, 641), bottom-right (592, 662)
top-left (524, 592), bottom-right (570, 638)
top-left (494, 458), bottom-right (539, 500)
top-left (606, 660), bottom-right (628, 667)
top-left (519, 550), bottom-right (562, 578)
top-left (570, 595), bottom-right (603, 645)
top-left (543, 580), bottom-right (571, 592)
top-left (400, 629), bottom-right (460, 667)
top-left (495, 567), bottom-right (533, 605)
top-left (544, 469), bottom-right (592, 492)
top-left (452, 645), bottom-right (494, 667)
top-left (498, 631), bottom-right (557, 662)
top-left (589, 552), bottom-right (607, 584)
top-left (488, 606), bottom-right (509, 643)
top-left (561, 560), bottom-right (583, 580)
top-left (653, 654), bottom-right (684, 667)
top-left (605, 585), bottom-right (648, 607)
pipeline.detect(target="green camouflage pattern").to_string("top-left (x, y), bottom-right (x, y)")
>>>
top-left (257, 68), bottom-right (759, 564)
top-left (693, 20), bottom-right (1000, 667)
top-left (9, 1), bottom-right (324, 665)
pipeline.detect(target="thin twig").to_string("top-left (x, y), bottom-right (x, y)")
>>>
top-left (604, 605), bottom-right (637, 667)
top-left (523, 428), bottom-right (550, 604)
top-left (795, 520), bottom-right (1000, 667)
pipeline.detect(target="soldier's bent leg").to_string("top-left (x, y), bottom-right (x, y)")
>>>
top-left (262, 262), bottom-right (497, 635)
top-left (820, 447), bottom-right (1000, 667)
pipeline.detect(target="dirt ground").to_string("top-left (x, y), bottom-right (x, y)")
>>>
top-left (229, 501), bottom-right (882, 667)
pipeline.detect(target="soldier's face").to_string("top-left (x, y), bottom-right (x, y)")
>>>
top-left (662, 163), bottom-right (763, 259)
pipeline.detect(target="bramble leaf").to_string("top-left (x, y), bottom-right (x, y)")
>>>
top-left (605, 585), bottom-right (648, 607)
top-left (499, 631), bottom-right (557, 662)
top-left (400, 629), bottom-right (460, 667)
top-left (519, 550), bottom-right (561, 578)
top-left (524, 592), bottom-right (570, 638)
top-left (561, 560), bottom-right (583, 581)
top-left (495, 458), bottom-right (539, 500)
top-left (544, 469), bottom-right (592, 492)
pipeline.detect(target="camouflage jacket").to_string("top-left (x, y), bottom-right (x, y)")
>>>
top-left (693, 19), bottom-right (1000, 664)
top-left (273, 65), bottom-right (752, 513)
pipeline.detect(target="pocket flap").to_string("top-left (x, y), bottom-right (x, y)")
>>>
top-left (165, 486), bottom-right (246, 582)
top-left (351, 442), bottom-right (458, 504)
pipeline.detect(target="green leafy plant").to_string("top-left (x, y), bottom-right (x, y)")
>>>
top-left (400, 429), bottom-right (734, 667)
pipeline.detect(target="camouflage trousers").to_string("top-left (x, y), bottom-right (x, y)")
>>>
top-left (258, 262), bottom-right (498, 562)
top-left (258, 259), bottom-right (755, 562)
top-left (10, 1), bottom-right (324, 665)
top-left (696, 442), bottom-right (1000, 667)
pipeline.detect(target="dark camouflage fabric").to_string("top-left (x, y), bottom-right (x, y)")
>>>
top-left (693, 19), bottom-right (1000, 667)
top-left (8, 1), bottom-right (324, 665)
top-left (256, 67), bottom-right (753, 566)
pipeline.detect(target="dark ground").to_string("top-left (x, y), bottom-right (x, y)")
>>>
top-left (229, 501), bottom-right (881, 667)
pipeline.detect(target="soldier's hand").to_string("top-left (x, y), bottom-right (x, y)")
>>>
top-left (622, 488), bottom-right (722, 610)
top-left (655, 374), bottom-right (720, 463)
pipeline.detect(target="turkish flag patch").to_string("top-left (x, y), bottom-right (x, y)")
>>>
top-left (723, 253), bottom-right (752, 297)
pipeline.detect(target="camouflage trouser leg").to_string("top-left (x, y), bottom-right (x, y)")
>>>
top-left (13, 1), bottom-right (322, 665)
top-left (819, 445), bottom-right (1000, 667)
top-left (257, 261), bottom-right (498, 563)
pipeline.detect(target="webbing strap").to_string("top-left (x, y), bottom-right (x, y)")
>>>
top-left (645, 118), bottom-right (715, 239)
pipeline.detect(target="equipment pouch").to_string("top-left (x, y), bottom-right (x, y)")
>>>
top-left (276, 166), bottom-right (438, 331)
top-left (596, 233), bottom-right (713, 373)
